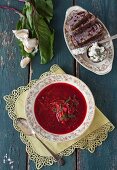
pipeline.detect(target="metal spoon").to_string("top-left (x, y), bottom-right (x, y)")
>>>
top-left (99, 33), bottom-right (117, 44)
top-left (16, 118), bottom-right (65, 166)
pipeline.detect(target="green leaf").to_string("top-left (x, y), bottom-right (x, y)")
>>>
top-left (16, 16), bottom-right (30, 31)
top-left (16, 2), bottom-right (37, 58)
top-left (16, 19), bottom-right (22, 30)
top-left (24, 2), bottom-right (36, 37)
top-left (16, 17), bottom-right (34, 58)
top-left (34, 0), bottom-right (53, 22)
top-left (16, 0), bottom-right (54, 63)
top-left (33, 10), bottom-right (54, 64)
top-left (25, 2), bottom-right (33, 29)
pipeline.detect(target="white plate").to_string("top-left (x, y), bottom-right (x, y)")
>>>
top-left (25, 74), bottom-right (95, 142)
top-left (63, 6), bottom-right (114, 75)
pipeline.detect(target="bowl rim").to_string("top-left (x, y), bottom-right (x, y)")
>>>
top-left (25, 74), bottom-right (95, 142)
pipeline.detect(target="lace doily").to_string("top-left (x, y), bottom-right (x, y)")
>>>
top-left (4, 64), bottom-right (115, 169)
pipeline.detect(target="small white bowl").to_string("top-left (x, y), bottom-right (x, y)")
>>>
top-left (25, 74), bottom-right (95, 142)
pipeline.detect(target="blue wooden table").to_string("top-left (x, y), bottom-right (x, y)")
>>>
top-left (0, 0), bottom-right (117, 170)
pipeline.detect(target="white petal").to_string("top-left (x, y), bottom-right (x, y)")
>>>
top-left (24, 45), bottom-right (34, 53)
top-left (22, 38), bottom-right (38, 53)
top-left (12, 29), bottom-right (29, 41)
top-left (20, 57), bottom-right (31, 68)
top-left (13, 29), bottom-right (38, 54)
top-left (32, 45), bottom-right (38, 55)
top-left (24, 38), bottom-right (38, 49)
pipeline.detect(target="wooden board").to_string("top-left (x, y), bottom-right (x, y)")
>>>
top-left (76, 0), bottom-right (117, 169)
top-left (0, 1), bottom-right (28, 170)
top-left (30, 0), bottom-right (77, 170)
top-left (0, 0), bottom-right (117, 170)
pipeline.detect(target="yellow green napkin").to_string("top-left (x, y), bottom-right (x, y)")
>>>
top-left (15, 65), bottom-right (114, 156)
top-left (4, 64), bottom-right (115, 169)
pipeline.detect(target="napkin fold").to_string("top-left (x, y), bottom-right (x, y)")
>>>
top-left (4, 64), bottom-right (115, 169)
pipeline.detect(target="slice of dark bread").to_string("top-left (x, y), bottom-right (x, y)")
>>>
top-left (71, 22), bottom-right (103, 47)
top-left (65, 10), bottom-right (104, 47)
top-left (72, 15), bottom-right (96, 34)
top-left (66, 11), bottom-right (91, 31)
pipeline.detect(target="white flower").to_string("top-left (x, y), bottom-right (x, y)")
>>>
top-left (22, 38), bottom-right (38, 53)
top-left (20, 57), bottom-right (31, 68)
top-left (12, 29), bottom-right (39, 54)
top-left (12, 29), bottom-right (29, 41)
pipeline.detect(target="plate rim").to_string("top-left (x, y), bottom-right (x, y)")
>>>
top-left (25, 74), bottom-right (95, 142)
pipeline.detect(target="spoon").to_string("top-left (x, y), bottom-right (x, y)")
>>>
top-left (99, 33), bottom-right (117, 44)
top-left (16, 118), bottom-right (65, 166)
top-left (72, 33), bottom-right (117, 55)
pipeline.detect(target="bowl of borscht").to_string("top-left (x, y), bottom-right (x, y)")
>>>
top-left (25, 74), bottom-right (95, 142)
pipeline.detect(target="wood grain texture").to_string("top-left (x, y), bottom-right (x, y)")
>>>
top-left (29, 0), bottom-right (77, 170)
top-left (75, 0), bottom-right (117, 170)
top-left (1, 0), bottom-right (117, 170)
top-left (0, 1), bottom-right (28, 170)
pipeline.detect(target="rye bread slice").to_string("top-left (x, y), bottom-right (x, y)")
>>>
top-left (71, 22), bottom-right (103, 47)
top-left (66, 11), bottom-right (91, 31)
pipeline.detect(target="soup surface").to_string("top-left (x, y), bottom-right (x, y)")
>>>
top-left (34, 83), bottom-right (87, 134)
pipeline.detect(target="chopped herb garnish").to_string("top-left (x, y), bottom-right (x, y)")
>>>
top-left (60, 104), bottom-right (62, 110)
top-left (74, 102), bottom-right (79, 106)
top-left (68, 114), bottom-right (76, 118)
top-left (51, 96), bottom-right (79, 122)
top-left (64, 97), bottom-right (71, 103)
top-left (52, 107), bottom-right (57, 113)
top-left (60, 113), bottom-right (76, 121)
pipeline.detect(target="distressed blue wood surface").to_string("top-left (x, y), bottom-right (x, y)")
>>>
top-left (0, 0), bottom-right (117, 170)
top-left (76, 0), bottom-right (117, 169)
top-left (30, 0), bottom-right (77, 170)
top-left (0, 1), bottom-right (28, 170)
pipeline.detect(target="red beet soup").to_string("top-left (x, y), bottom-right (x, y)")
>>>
top-left (34, 83), bottom-right (87, 134)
